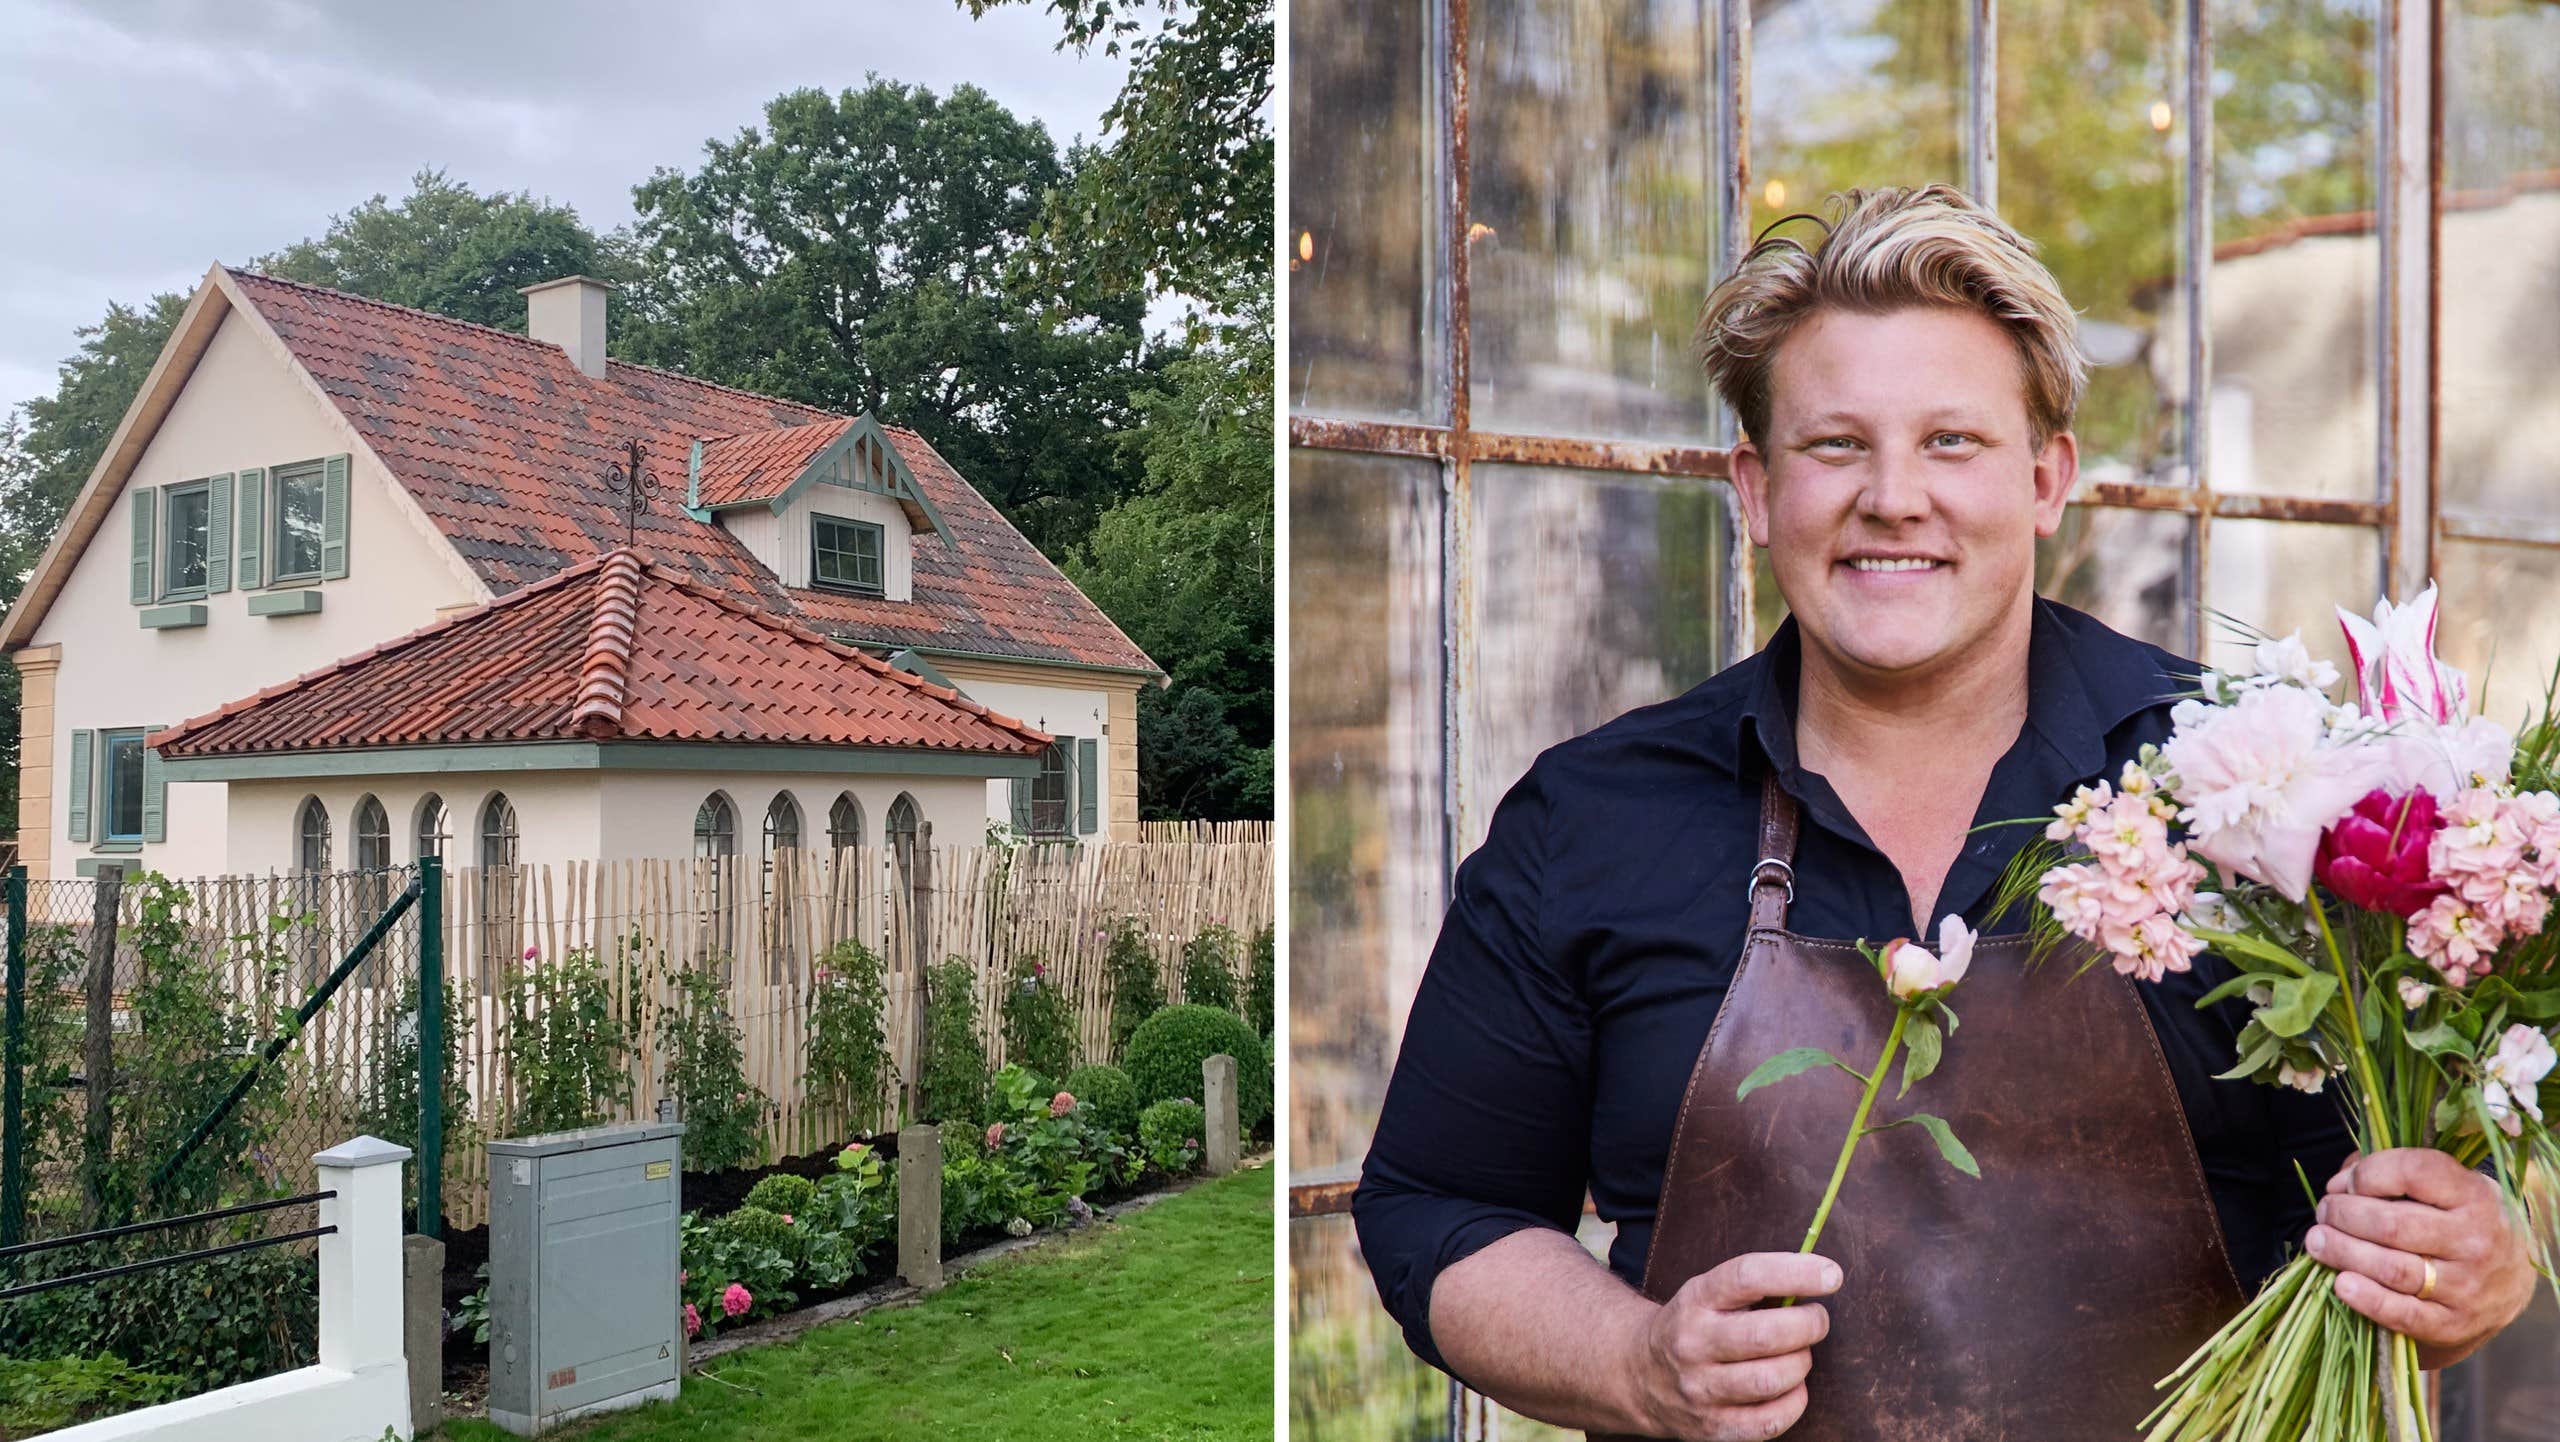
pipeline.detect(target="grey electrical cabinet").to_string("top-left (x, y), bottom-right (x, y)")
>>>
top-left (486, 1121), bottom-right (686, 1436)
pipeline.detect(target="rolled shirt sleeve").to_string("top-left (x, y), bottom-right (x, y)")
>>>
top-left (1353, 760), bottom-right (1597, 1375)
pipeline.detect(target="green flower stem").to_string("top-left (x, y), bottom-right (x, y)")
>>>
top-left (1779, 1004), bottom-right (1913, 1307)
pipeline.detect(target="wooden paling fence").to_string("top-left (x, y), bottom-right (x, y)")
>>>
top-left (11, 841), bottom-right (1271, 1235)
top-left (437, 841), bottom-right (1270, 1227)
top-left (1136, 819), bottom-right (1271, 844)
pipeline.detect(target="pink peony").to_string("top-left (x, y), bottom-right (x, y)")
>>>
top-left (2162, 682), bottom-right (2396, 901)
top-left (721, 1282), bottom-right (752, 1319)
top-left (1050, 1091), bottom-right (1075, 1117)
top-left (985, 1122), bottom-right (1006, 1149)
top-left (2408, 893), bottom-right (2502, 987)
top-left (683, 1302), bottom-right (701, 1338)
top-left (2314, 789), bottom-right (2448, 916)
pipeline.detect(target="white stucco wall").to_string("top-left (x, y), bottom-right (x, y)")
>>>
top-left (225, 772), bottom-right (604, 876)
top-left (724, 484), bottom-right (915, 600)
top-left (222, 765), bottom-right (990, 873)
top-left (594, 769), bottom-right (986, 858)
top-left (37, 304), bottom-right (484, 878)
top-left (941, 675), bottom-right (1110, 830)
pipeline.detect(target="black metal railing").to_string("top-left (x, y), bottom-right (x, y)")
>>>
top-left (0, 1189), bottom-right (335, 1302)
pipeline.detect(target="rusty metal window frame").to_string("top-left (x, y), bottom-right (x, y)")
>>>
top-left (1289, 0), bottom-right (2478, 1428)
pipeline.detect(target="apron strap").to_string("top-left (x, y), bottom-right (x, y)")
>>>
top-left (1748, 772), bottom-right (1800, 933)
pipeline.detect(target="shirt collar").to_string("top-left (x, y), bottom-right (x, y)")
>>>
top-left (1724, 596), bottom-right (2194, 787)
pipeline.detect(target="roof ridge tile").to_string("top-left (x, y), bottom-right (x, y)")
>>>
top-left (570, 550), bottom-right (645, 739)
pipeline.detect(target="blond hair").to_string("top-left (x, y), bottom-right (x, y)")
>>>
top-left (1696, 184), bottom-right (2086, 450)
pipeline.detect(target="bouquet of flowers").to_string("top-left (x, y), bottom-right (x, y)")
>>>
top-left (1998, 584), bottom-right (2559, 1442)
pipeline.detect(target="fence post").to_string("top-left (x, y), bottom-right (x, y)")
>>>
top-left (897, 1123), bottom-right (943, 1292)
top-left (1, 865), bottom-right (25, 1251)
top-left (1203, 1053), bottom-right (1239, 1177)
top-left (417, 856), bottom-right (444, 1240)
top-left (315, 1134), bottom-right (413, 1379)
top-left (82, 865), bottom-right (122, 1227)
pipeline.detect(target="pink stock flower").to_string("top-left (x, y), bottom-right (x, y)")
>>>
top-left (683, 1302), bottom-right (701, 1338)
top-left (2408, 893), bottom-right (2502, 987)
top-left (2508, 790), bottom-right (2560, 889)
top-left (2115, 911), bottom-right (2206, 983)
top-left (2314, 789), bottom-right (2448, 917)
top-left (985, 1122), bottom-right (1007, 1150)
top-left (1050, 1091), bottom-right (1075, 1117)
top-left (2337, 582), bottom-right (2467, 726)
top-left (721, 1283), bottom-right (752, 1319)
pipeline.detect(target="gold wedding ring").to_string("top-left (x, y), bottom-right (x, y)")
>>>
top-left (2417, 1258), bottom-right (2439, 1302)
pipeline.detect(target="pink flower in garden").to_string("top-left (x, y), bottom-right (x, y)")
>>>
top-left (842, 1142), bottom-right (867, 1161)
top-left (523, 945), bottom-right (539, 961)
top-left (683, 1303), bottom-right (701, 1338)
top-left (985, 1122), bottom-right (1006, 1149)
top-left (2409, 893), bottom-right (2502, 987)
top-left (1050, 1092), bottom-right (1075, 1118)
top-left (1032, 960), bottom-right (1047, 979)
top-left (681, 1269), bottom-right (690, 1284)
top-left (781, 1213), bottom-right (794, 1225)
top-left (2314, 789), bottom-right (2448, 917)
top-left (721, 1283), bottom-right (752, 1319)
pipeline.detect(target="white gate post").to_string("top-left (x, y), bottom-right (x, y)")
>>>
top-left (315, 1135), bottom-right (413, 1377)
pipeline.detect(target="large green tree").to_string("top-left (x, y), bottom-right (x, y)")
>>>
top-left (1071, 264), bottom-right (1272, 819)
top-left (255, 169), bottom-right (635, 331)
top-left (619, 79), bottom-right (1157, 555)
top-left (961, 0), bottom-right (1274, 300)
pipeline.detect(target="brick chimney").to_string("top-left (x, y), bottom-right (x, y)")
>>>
top-left (518, 275), bottom-right (615, 378)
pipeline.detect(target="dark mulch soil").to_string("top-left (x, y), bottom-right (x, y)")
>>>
top-left (430, 1120), bottom-right (1288, 1396)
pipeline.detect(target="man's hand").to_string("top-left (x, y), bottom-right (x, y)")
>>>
top-left (1630, 1252), bottom-right (1841, 1441)
top-left (2307, 1149), bottom-right (2536, 1370)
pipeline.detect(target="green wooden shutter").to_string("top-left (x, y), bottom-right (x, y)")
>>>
top-left (320, 453), bottom-right (350, 579)
top-left (1009, 775), bottom-right (1031, 831)
top-left (1078, 737), bottom-right (1099, 834)
top-left (141, 728), bottom-right (167, 843)
top-left (204, 475), bottom-right (233, 594)
top-left (235, 467), bottom-right (265, 588)
top-left (66, 729), bottom-right (93, 842)
top-left (128, 488), bottom-right (156, 604)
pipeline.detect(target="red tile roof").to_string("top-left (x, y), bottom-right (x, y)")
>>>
top-left (693, 417), bottom-right (853, 508)
top-left (150, 549), bottom-right (1051, 760)
top-left (225, 269), bottom-right (1157, 674)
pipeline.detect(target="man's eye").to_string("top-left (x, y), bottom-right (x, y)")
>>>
top-left (1814, 437), bottom-right (1858, 451)
top-left (1931, 432), bottom-right (1977, 448)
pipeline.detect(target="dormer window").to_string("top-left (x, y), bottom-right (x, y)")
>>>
top-left (812, 515), bottom-right (884, 596)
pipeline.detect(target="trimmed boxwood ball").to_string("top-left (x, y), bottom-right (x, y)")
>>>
top-left (716, 1204), bottom-right (797, 1254)
top-left (743, 1172), bottom-right (819, 1218)
top-left (1064, 1063), bottom-right (1140, 1138)
top-left (1123, 1004), bottom-right (1269, 1129)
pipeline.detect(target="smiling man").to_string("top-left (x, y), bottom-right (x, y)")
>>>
top-left (1350, 185), bottom-right (2536, 1441)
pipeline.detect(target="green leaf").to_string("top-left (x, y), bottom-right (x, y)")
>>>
top-left (1899, 1014), bottom-right (1943, 1099)
top-left (2217, 1026), bottom-right (2285, 1081)
top-left (2404, 1018), bottom-right (2472, 1058)
top-left (1736, 1046), bottom-right (1859, 1100)
top-left (2358, 974), bottom-right (2386, 1041)
top-left (2186, 925), bottom-right (2317, 977)
top-left (2193, 971), bottom-right (2262, 1010)
top-left (1872, 1111), bottom-right (1982, 1178)
top-left (2504, 989), bottom-right (2560, 1021)
top-left (2256, 973), bottom-right (2339, 1039)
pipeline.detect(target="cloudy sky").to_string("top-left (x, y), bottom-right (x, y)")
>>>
top-left (0, 0), bottom-right (1128, 415)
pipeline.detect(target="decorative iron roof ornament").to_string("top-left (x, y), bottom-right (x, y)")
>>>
top-left (602, 437), bottom-right (659, 548)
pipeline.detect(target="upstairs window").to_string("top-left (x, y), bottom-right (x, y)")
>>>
top-left (811, 515), bottom-right (884, 596)
top-left (273, 460), bottom-right (327, 581)
top-left (162, 482), bottom-right (212, 596)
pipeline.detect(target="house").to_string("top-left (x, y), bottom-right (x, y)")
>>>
top-left (3, 268), bottom-right (1160, 880)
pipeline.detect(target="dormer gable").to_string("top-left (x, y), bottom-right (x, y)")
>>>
top-left (683, 412), bottom-right (953, 545)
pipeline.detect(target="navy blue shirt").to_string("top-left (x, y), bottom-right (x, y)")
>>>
top-left (1352, 599), bottom-right (2355, 1375)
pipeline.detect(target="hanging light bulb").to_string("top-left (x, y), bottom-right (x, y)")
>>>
top-left (2150, 100), bottom-right (2174, 132)
top-left (1764, 179), bottom-right (1788, 209)
top-left (1298, 230), bottom-right (1314, 262)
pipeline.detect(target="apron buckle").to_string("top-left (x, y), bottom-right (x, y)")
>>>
top-left (1748, 856), bottom-right (1795, 903)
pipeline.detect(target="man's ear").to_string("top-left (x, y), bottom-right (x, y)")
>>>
top-left (1732, 437), bottom-right (1773, 548)
top-left (2030, 428), bottom-right (2079, 538)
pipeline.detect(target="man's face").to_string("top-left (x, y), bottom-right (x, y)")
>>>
top-left (1731, 305), bottom-right (2077, 684)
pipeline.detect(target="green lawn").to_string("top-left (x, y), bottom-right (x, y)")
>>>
top-left (441, 1166), bottom-right (1276, 1442)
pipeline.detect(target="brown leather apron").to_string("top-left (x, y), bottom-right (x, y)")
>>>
top-left (1598, 776), bottom-right (2243, 1441)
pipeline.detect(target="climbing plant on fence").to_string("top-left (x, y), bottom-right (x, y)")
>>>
top-left (657, 956), bottom-right (771, 1172)
top-left (802, 936), bottom-right (892, 1143)
top-left (357, 972), bottom-right (475, 1212)
top-left (920, 957), bottom-right (989, 1124)
top-left (1001, 955), bottom-right (1078, 1081)
top-left (1105, 915), bottom-right (1165, 1062)
top-left (1180, 922), bottom-right (1243, 1013)
top-left (499, 942), bottom-right (637, 1135)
